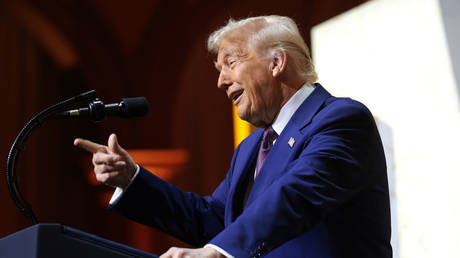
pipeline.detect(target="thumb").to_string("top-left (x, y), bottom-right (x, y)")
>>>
top-left (108, 133), bottom-right (123, 154)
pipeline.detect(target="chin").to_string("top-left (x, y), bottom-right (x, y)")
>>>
top-left (241, 115), bottom-right (267, 128)
top-left (237, 107), bottom-right (269, 128)
top-left (237, 110), bottom-right (253, 125)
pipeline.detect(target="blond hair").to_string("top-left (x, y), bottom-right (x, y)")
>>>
top-left (207, 15), bottom-right (318, 84)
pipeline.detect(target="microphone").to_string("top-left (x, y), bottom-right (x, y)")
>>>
top-left (56, 97), bottom-right (149, 121)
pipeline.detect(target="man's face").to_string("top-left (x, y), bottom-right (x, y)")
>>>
top-left (215, 33), bottom-right (282, 128)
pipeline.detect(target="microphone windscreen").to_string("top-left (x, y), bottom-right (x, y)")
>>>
top-left (120, 97), bottom-right (149, 118)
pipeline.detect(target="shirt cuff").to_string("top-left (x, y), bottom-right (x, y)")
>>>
top-left (204, 244), bottom-right (234, 258)
top-left (109, 164), bottom-right (140, 205)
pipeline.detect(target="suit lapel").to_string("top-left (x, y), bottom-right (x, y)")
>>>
top-left (244, 84), bottom-right (332, 207)
top-left (225, 129), bottom-right (263, 225)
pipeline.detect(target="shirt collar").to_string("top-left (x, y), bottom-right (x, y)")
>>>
top-left (271, 83), bottom-right (315, 135)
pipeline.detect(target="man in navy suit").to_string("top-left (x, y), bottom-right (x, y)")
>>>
top-left (75, 15), bottom-right (392, 258)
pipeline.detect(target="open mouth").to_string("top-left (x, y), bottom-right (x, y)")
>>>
top-left (231, 90), bottom-right (244, 104)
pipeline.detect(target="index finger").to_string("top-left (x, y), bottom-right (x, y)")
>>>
top-left (74, 138), bottom-right (107, 153)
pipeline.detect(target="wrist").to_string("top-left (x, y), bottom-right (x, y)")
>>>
top-left (121, 164), bottom-right (140, 189)
top-left (204, 246), bottom-right (225, 258)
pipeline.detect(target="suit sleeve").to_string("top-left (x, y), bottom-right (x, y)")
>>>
top-left (108, 143), bottom-right (242, 247)
top-left (208, 100), bottom-right (378, 257)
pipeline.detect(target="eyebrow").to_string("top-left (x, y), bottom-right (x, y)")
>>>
top-left (215, 48), bottom-right (244, 71)
top-left (214, 51), bottom-right (232, 71)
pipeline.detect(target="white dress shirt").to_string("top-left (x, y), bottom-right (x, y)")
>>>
top-left (110, 83), bottom-right (315, 257)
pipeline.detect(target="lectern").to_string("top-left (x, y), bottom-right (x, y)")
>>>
top-left (2, 92), bottom-right (157, 257)
top-left (0, 224), bottom-right (158, 258)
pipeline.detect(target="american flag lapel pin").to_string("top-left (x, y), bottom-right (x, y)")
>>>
top-left (288, 137), bottom-right (295, 148)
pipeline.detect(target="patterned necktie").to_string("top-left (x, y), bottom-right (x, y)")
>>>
top-left (255, 126), bottom-right (278, 178)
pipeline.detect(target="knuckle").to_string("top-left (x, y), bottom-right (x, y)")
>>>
top-left (93, 153), bottom-right (105, 164)
top-left (103, 164), bottom-right (112, 172)
top-left (176, 249), bottom-right (184, 256)
top-left (101, 173), bottom-right (110, 182)
top-left (169, 247), bottom-right (179, 253)
top-left (103, 163), bottom-right (111, 170)
top-left (92, 154), bottom-right (98, 165)
top-left (110, 156), bottom-right (118, 163)
top-left (94, 165), bottom-right (101, 174)
top-left (118, 161), bottom-right (127, 168)
top-left (95, 173), bottom-right (104, 182)
top-left (114, 155), bottom-right (124, 163)
top-left (95, 164), bottom-right (106, 174)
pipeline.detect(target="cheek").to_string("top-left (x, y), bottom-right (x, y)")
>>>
top-left (250, 79), bottom-right (271, 104)
top-left (237, 65), bottom-right (270, 105)
top-left (244, 88), bottom-right (265, 115)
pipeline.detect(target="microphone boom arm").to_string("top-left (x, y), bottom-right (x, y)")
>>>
top-left (6, 90), bottom-right (97, 225)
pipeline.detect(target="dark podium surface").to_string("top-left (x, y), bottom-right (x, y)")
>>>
top-left (0, 223), bottom-right (158, 258)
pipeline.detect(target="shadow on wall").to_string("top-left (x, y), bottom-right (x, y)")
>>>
top-left (439, 0), bottom-right (460, 107)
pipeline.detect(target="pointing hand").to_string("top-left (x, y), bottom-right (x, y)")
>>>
top-left (74, 134), bottom-right (136, 188)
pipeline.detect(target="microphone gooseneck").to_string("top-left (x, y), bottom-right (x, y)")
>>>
top-left (6, 91), bottom-right (148, 225)
top-left (6, 90), bottom-right (97, 225)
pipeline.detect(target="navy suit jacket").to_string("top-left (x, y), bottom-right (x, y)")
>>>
top-left (109, 84), bottom-right (392, 258)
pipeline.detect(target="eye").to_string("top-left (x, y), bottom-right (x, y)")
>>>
top-left (228, 59), bottom-right (237, 68)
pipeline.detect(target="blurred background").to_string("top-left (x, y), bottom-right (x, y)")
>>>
top-left (2, 0), bottom-right (459, 257)
top-left (0, 0), bottom-right (368, 255)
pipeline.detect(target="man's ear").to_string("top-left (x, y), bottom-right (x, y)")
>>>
top-left (269, 50), bottom-right (287, 78)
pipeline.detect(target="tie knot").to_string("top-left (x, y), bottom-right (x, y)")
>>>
top-left (255, 126), bottom-right (278, 178)
top-left (261, 126), bottom-right (278, 150)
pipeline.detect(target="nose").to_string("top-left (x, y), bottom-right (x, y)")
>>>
top-left (217, 68), bottom-right (232, 91)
